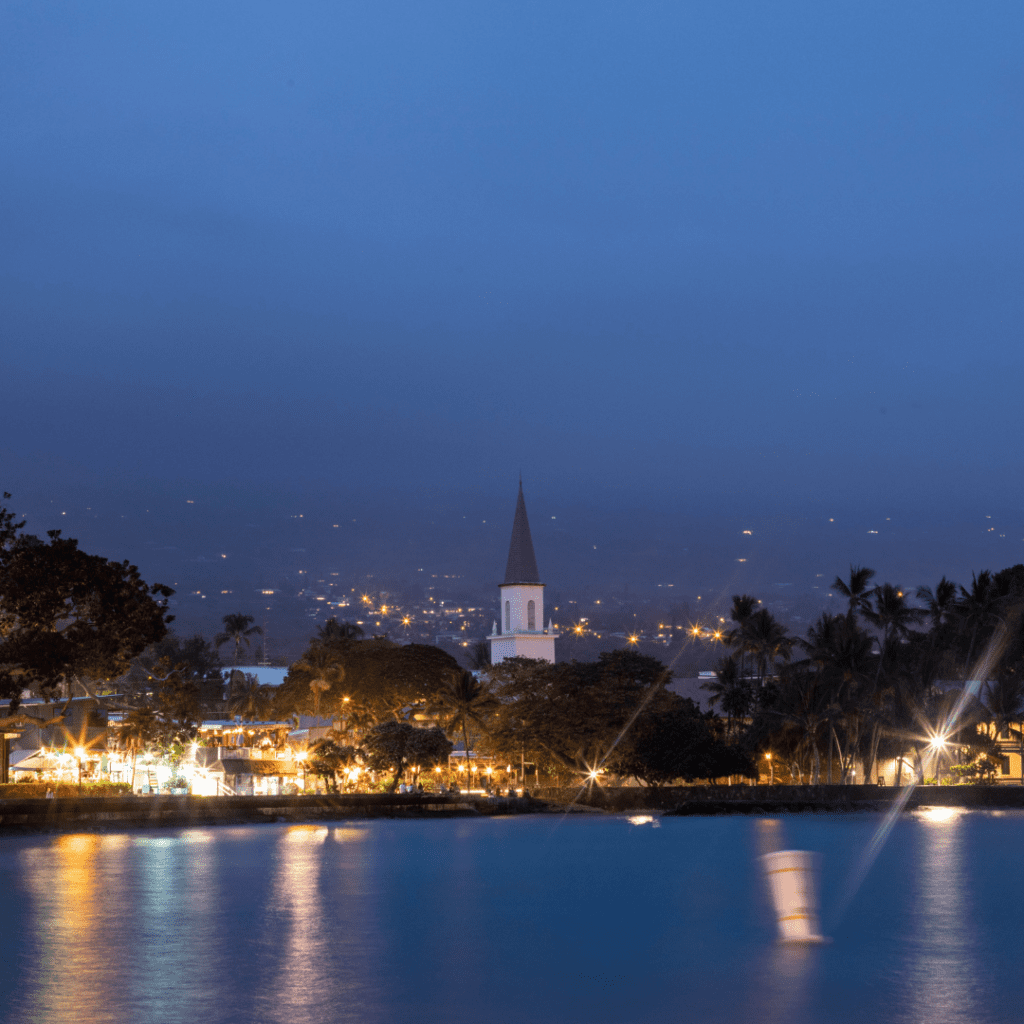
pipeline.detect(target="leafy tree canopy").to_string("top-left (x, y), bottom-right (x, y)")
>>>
top-left (0, 495), bottom-right (173, 708)
top-left (488, 650), bottom-right (673, 775)
top-left (363, 721), bottom-right (452, 791)
top-left (612, 693), bottom-right (756, 785)
top-left (275, 635), bottom-right (460, 725)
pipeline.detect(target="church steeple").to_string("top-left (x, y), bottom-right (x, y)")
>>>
top-left (489, 481), bottom-right (558, 665)
top-left (503, 481), bottom-right (540, 584)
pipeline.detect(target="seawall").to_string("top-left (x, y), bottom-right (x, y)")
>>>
top-left (3, 785), bottom-right (1023, 835)
top-left (0, 793), bottom-right (544, 834)
top-left (533, 784), bottom-right (1024, 814)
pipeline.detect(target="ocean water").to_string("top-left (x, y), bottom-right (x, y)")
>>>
top-left (0, 809), bottom-right (1020, 1024)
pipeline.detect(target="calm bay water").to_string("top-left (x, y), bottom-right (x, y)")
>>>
top-left (0, 809), bottom-right (1021, 1024)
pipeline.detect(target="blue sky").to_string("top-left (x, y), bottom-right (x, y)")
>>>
top-left (2, 2), bottom-right (1023, 598)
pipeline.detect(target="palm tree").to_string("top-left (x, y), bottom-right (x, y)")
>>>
top-left (291, 645), bottom-right (346, 720)
top-left (768, 668), bottom-right (832, 784)
top-left (739, 609), bottom-right (794, 686)
top-left (215, 614), bottom-right (264, 690)
top-left (120, 707), bottom-right (159, 789)
top-left (832, 565), bottom-right (876, 621)
top-left (861, 584), bottom-right (926, 683)
top-left (800, 612), bottom-right (874, 783)
top-left (725, 594), bottom-right (759, 678)
top-left (429, 670), bottom-right (500, 773)
top-left (957, 571), bottom-right (1002, 677)
top-left (228, 674), bottom-right (275, 722)
top-left (917, 577), bottom-right (958, 634)
top-left (701, 655), bottom-right (751, 738)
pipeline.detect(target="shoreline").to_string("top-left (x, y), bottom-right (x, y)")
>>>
top-left (2, 785), bottom-right (1024, 835)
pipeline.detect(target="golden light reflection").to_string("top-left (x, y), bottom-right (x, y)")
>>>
top-left (907, 803), bottom-right (977, 1021)
top-left (23, 833), bottom-right (109, 1023)
top-left (916, 806), bottom-right (962, 824)
top-left (332, 826), bottom-right (368, 843)
top-left (268, 825), bottom-right (330, 1016)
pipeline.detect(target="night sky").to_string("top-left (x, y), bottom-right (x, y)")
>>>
top-left (2, 2), bottom-right (1023, 625)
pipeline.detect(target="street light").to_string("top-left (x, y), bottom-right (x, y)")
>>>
top-left (928, 734), bottom-right (949, 782)
top-left (765, 751), bottom-right (773, 786)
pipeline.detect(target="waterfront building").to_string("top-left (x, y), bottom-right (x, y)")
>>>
top-left (488, 483), bottom-right (558, 664)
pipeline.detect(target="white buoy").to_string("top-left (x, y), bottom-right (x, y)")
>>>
top-left (760, 850), bottom-right (828, 944)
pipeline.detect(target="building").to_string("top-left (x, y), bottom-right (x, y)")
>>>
top-left (194, 720), bottom-right (300, 795)
top-left (488, 483), bottom-right (558, 664)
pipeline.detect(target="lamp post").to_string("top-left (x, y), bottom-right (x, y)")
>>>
top-left (765, 751), bottom-right (773, 786)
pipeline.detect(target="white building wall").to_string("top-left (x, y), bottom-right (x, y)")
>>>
top-left (489, 583), bottom-right (557, 664)
top-left (501, 584), bottom-right (545, 633)
top-left (490, 634), bottom-right (556, 663)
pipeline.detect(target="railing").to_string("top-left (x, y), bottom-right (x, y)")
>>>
top-left (213, 747), bottom-right (292, 761)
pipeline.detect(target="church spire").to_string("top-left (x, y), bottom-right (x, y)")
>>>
top-left (503, 481), bottom-right (540, 584)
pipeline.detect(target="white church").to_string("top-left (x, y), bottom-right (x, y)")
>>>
top-left (488, 483), bottom-right (559, 664)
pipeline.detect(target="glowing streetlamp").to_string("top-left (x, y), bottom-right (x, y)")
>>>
top-left (765, 751), bottom-right (773, 786)
top-left (927, 734), bottom-right (949, 781)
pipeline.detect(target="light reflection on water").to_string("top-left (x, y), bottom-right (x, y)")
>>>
top-left (264, 826), bottom-right (329, 1023)
top-left (901, 809), bottom-right (983, 1024)
top-left (1, 812), bottom-right (1022, 1024)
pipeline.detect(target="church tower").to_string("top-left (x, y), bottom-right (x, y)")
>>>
top-left (488, 482), bottom-right (558, 664)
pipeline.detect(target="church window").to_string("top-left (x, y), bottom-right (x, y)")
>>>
top-left (504, 601), bottom-right (510, 632)
top-left (527, 600), bottom-right (536, 630)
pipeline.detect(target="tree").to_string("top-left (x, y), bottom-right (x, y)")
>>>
top-left (737, 609), bottom-right (794, 686)
top-left (289, 644), bottom-right (346, 719)
top-left (119, 706), bottom-right (159, 789)
top-left (701, 655), bottom-right (753, 738)
top-left (228, 674), bottom-right (275, 721)
top-left (429, 670), bottom-right (500, 765)
top-left (134, 632), bottom-right (224, 712)
top-left (917, 577), bottom-right (959, 634)
top-left (363, 721), bottom-right (452, 791)
top-left (214, 614), bottom-right (263, 681)
top-left (956, 571), bottom-right (1002, 677)
top-left (316, 618), bottom-right (364, 643)
top-left (724, 595), bottom-right (758, 671)
top-left (276, 639), bottom-right (461, 727)
top-left (861, 583), bottom-right (926, 682)
top-left (763, 667), bottom-right (834, 784)
top-left (468, 640), bottom-right (491, 670)
top-left (832, 565), bottom-right (876, 621)
top-left (0, 506), bottom-right (174, 706)
top-left (307, 739), bottom-right (361, 793)
top-left (798, 612), bottom-right (875, 783)
top-left (489, 651), bottom-right (674, 779)
top-left (612, 693), bottom-right (755, 785)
